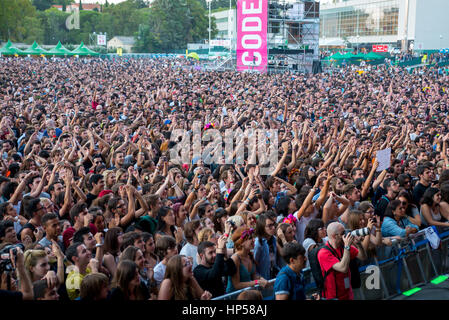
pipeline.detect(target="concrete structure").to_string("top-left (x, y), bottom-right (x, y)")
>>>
top-left (319, 0), bottom-right (449, 51)
top-left (211, 8), bottom-right (237, 48)
top-left (107, 36), bottom-right (135, 53)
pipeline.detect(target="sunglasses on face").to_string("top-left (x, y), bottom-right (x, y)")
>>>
top-left (183, 260), bottom-right (192, 267)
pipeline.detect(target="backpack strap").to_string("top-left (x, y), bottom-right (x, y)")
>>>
top-left (381, 195), bottom-right (390, 203)
top-left (320, 244), bottom-right (343, 298)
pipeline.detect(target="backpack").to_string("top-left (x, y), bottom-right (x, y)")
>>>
top-left (308, 243), bottom-right (328, 292)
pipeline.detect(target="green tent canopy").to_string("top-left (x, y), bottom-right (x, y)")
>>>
top-left (365, 51), bottom-right (384, 60)
top-left (353, 52), bottom-right (367, 59)
top-left (71, 41), bottom-right (99, 56)
top-left (341, 52), bottom-right (356, 59)
top-left (47, 41), bottom-right (73, 56)
top-left (328, 52), bottom-right (344, 60)
top-left (24, 41), bottom-right (49, 55)
top-left (0, 40), bottom-right (26, 55)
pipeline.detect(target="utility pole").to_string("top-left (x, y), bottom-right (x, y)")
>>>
top-left (206, 0), bottom-right (212, 59)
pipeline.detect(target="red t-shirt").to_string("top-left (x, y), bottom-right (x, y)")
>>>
top-left (317, 242), bottom-right (358, 300)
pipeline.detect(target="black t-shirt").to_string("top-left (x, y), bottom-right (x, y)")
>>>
top-left (86, 193), bottom-right (98, 208)
top-left (193, 254), bottom-right (236, 298)
top-left (412, 182), bottom-right (429, 206)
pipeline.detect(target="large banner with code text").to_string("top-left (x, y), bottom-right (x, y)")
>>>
top-left (236, 0), bottom-right (268, 73)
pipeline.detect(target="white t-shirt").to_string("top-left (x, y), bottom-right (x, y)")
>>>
top-left (180, 242), bottom-right (198, 269)
top-left (153, 262), bottom-right (166, 286)
top-left (294, 206), bottom-right (319, 245)
top-left (302, 238), bottom-right (316, 269)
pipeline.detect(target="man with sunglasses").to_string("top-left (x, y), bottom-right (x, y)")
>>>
top-left (317, 222), bottom-right (365, 300)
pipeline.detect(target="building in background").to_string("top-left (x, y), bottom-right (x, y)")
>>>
top-left (319, 0), bottom-right (449, 51)
top-left (107, 36), bottom-right (135, 53)
top-left (52, 3), bottom-right (102, 12)
top-left (211, 8), bottom-right (237, 41)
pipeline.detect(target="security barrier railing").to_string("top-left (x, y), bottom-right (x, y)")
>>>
top-left (213, 226), bottom-right (449, 300)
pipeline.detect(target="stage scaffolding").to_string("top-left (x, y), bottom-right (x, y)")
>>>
top-left (267, 0), bottom-right (320, 73)
top-left (205, 0), bottom-right (320, 73)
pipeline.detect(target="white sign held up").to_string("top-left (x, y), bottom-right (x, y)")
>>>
top-left (376, 148), bottom-right (391, 172)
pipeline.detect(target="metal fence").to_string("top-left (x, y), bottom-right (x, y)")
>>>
top-left (213, 227), bottom-right (449, 300)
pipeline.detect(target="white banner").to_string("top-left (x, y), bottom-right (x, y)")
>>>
top-left (97, 34), bottom-right (106, 46)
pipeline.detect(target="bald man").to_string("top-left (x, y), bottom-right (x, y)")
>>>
top-left (317, 222), bottom-right (365, 300)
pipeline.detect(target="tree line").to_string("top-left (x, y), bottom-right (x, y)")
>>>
top-left (0, 0), bottom-right (219, 53)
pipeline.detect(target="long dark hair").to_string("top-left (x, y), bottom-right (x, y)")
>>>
top-left (212, 208), bottom-right (227, 234)
top-left (397, 191), bottom-right (416, 217)
top-left (441, 182), bottom-right (449, 203)
top-left (304, 219), bottom-right (324, 244)
top-left (111, 260), bottom-right (144, 300)
top-left (420, 187), bottom-right (440, 207)
top-left (156, 206), bottom-right (176, 235)
top-left (255, 213), bottom-right (274, 243)
top-left (164, 255), bottom-right (195, 300)
top-left (384, 199), bottom-right (403, 219)
top-left (104, 227), bottom-right (122, 256)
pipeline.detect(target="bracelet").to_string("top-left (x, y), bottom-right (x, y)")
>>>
top-left (255, 279), bottom-right (258, 285)
top-left (224, 233), bottom-right (229, 237)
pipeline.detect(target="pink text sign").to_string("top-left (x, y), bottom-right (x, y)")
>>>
top-left (236, 0), bottom-right (268, 73)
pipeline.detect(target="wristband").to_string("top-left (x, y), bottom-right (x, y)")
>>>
top-left (255, 279), bottom-right (258, 285)
top-left (95, 243), bottom-right (103, 248)
top-left (224, 233), bottom-right (229, 237)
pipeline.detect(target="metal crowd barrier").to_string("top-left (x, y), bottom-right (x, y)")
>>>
top-left (213, 227), bottom-right (449, 300)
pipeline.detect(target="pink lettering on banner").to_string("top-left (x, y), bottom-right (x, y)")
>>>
top-left (237, 0), bottom-right (268, 73)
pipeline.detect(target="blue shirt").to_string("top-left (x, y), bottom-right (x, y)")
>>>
top-left (381, 216), bottom-right (419, 237)
top-left (254, 236), bottom-right (280, 280)
top-left (274, 265), bottom-right (306, 300)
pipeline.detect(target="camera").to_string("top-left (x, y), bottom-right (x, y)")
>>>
top-left (0, 244), bottom-right (24, 273)
top-left (346, 227), bottom-right (370, 237)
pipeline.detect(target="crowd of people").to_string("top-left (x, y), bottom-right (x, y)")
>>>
top-left (0, 56), bottom-right (449, 301)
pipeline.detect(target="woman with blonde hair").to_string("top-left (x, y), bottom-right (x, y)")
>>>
top-left (115, 169), bottom-right (128, 185)
top-left (197, 227), bottom-right (217, 244)
top-left (24, 246), bottom-right (64, 290)
top-left (158, 255), bottom-right (212, 300)
top-left (103, 170), bottom-right (116, 190)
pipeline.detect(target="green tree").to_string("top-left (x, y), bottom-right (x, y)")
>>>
top-left (187, 0), bottom-right (216, 43)
top-left (146, 0), bottom-right (213, 52)
top-left (39, 7), bottom-right (70, 44)
top-left (22, 16), bottom-right (45, 43)
top-left (0, 0), bottom-right (38, 42)
top-left (32, 0), bottom-right (54, 11)
top-left (134, 24), bottom-right (161, 52)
